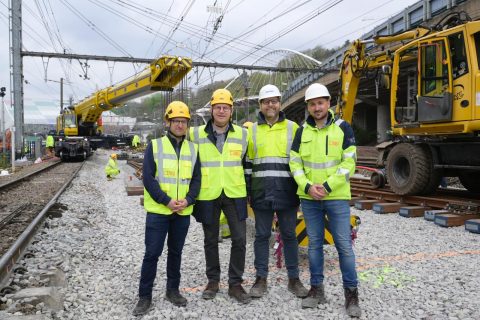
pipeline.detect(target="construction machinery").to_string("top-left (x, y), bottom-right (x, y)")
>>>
top-left (55, 56), bottom-right (192, 160)
top-left (336, 12), bottom-right (480, 195)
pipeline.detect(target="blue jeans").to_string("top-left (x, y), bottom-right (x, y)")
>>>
top-left (253, 207), bottom-right (300, 278)
top-left (138, 213), bottom-right (190, 298)
top-left (300, 199), bottom-right (358, 288)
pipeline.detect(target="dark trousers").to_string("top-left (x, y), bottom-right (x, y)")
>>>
top-left (202, 192), bottom-right (246, 285)
top-left (253, 206), bottom-right (300, 278)
top-left (138, 213), bottom-right (190, 298)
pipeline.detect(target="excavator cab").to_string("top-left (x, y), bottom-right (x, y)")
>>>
top-left (392, 38), bottom-right (453, 126)
top-left (392, 23), bottom-right (478, 134)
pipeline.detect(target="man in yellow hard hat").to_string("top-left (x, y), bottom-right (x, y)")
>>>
top-left (190, 88), bottom-right (250, 304)
top-left (105, 153), bottom-right (120, 180)
top-left (133, 101), bottom-right (200, 315)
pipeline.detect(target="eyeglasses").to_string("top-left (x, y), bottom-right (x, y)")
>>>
top-left (170, 119), bottom-right (188, 125)
top-left (212, 105), bottom-right (232, 112)
top-left (261, 99), bottom-right (280, 105)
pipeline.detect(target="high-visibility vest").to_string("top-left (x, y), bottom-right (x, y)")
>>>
top-left (290, 117), bottom-right (356, 200)
top-left (104, 158), bottom-right (120, 176)
top-left (143, 136), bottom-right (198, 215)
top-left (190, 125), bottom-right (248, 200)
top-left (248, 119), bottom-right (297, 179)
top-left (46, 135), bottom-right (54, 148)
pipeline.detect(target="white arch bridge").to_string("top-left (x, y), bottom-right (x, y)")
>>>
top-left (194, 48), bottom-right (323, 125)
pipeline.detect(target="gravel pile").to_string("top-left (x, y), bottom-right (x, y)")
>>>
top-left (2, 150), bottom-right (479, 319)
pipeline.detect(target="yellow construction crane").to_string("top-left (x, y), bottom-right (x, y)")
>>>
top-left (55, 56), bottom-right (192, 160)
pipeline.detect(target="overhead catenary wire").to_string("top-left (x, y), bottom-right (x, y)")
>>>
top-left (157, 0), bottom-right (196, 55)
top-left (194, 1), bottom-right (342, 86)
top-left (58, 0), bottom-right (132, 58)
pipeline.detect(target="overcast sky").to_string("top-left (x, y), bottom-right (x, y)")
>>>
top-left (0, 0), bottom-right (420, 108)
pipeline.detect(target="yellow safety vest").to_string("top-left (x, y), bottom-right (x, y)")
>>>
top-left (190, 125), bottom-right (248, 200)
top-left (248, 119), bottom-right (297, 178)
top-left (290, 116), bottom-right (356, 200)
top-left (46, 135), bottom-right (54, 148)
top-left (143, 136), bottom-right (198, 215)
top-left (105, 158), bottom-right (120, 176)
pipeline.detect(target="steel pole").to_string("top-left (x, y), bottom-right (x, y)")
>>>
top-left (1, 92), bottom-right (5, 154)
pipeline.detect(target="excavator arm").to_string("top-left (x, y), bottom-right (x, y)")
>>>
top-left (335, 26), bottom-right (430, 124)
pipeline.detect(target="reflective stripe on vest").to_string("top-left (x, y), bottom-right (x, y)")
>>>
top-left (251, 120), bottom-right (294, 178)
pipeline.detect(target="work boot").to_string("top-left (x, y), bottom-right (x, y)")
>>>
top-left (301, 285), bottom-right (326, 309)
top-left (165, 289), bottom-right (187, 307)
top-left (249, 276), bottom-right (267, 298)
top-left (344, 287), bottom-right (362, 317)
top-left (228, 284), bottom-right (251, 304)
top-left (288, 278), bottom-right (308, 298)
top-left (202, 281), bottom-right (219, 300)
top-left (132, 296), bottom-right (151, 316)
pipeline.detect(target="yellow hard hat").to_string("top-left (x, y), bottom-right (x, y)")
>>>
top-left (242, 121), bottom-right (253, 129)
top-left (164, 101), bottom-right (191, 120)
top-left (211, 88), bottom-right (233, 107)
top-left (111, 153), bottom-right (117, 159)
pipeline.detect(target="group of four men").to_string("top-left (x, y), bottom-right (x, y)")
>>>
top-left (133, 83), bottom-right (361, 318)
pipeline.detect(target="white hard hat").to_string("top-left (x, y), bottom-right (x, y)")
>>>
top-left (258, 84), bottom-right (281, 102)
top-left (305, 83), bottom-right (330, 101)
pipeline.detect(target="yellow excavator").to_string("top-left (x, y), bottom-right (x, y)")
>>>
top-left (55, 56), bottom-right (192, 160)
top-left (336, 12), bottom-right (480, 194)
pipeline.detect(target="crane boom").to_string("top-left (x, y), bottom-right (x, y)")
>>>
top-left (55, 55), bottom-right (192, 160)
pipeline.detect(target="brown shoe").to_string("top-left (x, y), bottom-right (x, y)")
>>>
top-left (288, 278), bottom-right (308, 298)
top-left (344, 287), bottom-right (362, 317)
top-left (228, 284), bottom-right (251, 304)
top-left (202, 281), bottom-right (219, 300)
top-left (249, 276), bottom-right (267, 298)
top-left (302, 285), bottom-right (326, 309)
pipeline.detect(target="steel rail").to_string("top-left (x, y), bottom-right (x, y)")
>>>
top-left (0, 160), bottom-right (61, 191)
top-left (0, 162), bottom-right (84, 287)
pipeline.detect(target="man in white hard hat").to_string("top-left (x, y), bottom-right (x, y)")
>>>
top-left (289, 83), bottom-right (361, 317)
top-left (245, 84), bottom-right (308, 299)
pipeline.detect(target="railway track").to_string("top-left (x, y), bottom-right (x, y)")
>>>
top-left (0, 161), bottom-right (83, 286)
top-left (350, 177), bottom-right (480, 231)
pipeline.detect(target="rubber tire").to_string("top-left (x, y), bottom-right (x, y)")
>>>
top-left (386, 143), bottom-right (431, 195)
top-left (418, 145), bottom-right (442, 195)
top-left (459, 172), bottom-right (480, 193)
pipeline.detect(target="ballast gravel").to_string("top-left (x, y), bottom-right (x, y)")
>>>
top-left (2, 150), bottom-right (479, 319)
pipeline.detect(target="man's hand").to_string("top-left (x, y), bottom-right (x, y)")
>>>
top-left (308, 184), bottom-right (327, 200)
top-left (167, 199), bottom-right (183, 212)
top-left (176, 199), bottom-right (188, 212)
